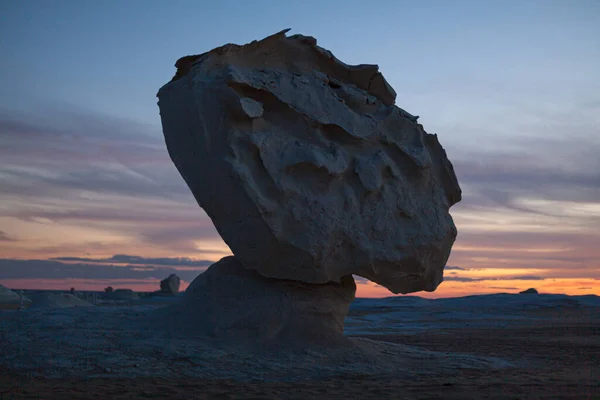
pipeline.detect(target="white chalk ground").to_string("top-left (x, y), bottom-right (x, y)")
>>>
top-left (1, 293), bottom-right (597, 381)
top-left (346, 293), bottom-right (600, 334)
top-left (27, 292), bottom-right (93, 309)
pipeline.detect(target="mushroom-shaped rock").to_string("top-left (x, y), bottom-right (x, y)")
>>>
top-left (160, 273), bottom-right (181, 294)
top-left (157, 30), bottom-right (461, 294)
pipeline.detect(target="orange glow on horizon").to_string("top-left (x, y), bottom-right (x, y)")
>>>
top-left (2, 277), bottom-right (597, 299)
top-left (354, 278), bottom-right (600, 298)
top-left (1, 205), bottom-right (598, 300)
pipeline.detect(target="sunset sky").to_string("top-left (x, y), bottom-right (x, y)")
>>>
top-left (1, 0), bottom-right (598, 298)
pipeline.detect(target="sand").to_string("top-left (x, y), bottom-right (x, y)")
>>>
top-left (1, 293), bottom-right (598, 399)
top-left (27, 292), bottom-right (93, 309)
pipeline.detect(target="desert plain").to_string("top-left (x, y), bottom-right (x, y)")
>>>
top-left (1, 288), bottom-right (598, 399)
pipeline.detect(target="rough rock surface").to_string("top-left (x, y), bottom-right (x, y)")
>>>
top-left (154, 256), bottom-right (355, 346)
top-left (0, 285), bottom-right (30, 310)
top-left (160, 274), bottom-right (181, 294)
top-left (157, 29), bottom-right (461, 294)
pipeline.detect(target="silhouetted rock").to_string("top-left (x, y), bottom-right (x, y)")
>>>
top-left (160, 273), bottom-right (181, 294)
top-left (157, 30), bottom-right (461, 294)
top-left (156, 256), bottom-right (355, 346)
top-left (519, 288), bottom-right (538, 295)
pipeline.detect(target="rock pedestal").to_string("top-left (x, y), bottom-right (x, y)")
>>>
top-left (158, 256), bottom-right (355, 346)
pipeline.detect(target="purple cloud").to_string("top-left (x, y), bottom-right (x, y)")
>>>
top-left (0, 257), bottom-right (207, 281)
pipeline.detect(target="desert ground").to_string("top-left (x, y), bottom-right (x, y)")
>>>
top-left (1, 291), bottom-right (598, 399)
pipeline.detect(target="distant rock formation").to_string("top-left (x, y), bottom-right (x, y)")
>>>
top-left (519, 288), bottom-right (538, 295)
top-left (156, 256), bottom-right (355, 346)
top-left (157, 29), bottom-right (461, 295)
top-left (160, 274), bottom-right (181, 295)
top-left (104, 289), bottom-right (139, 301)
top-left (0, 285), bottom-right (31, 310)
top-left (28, 292), bottom-right (93, 309)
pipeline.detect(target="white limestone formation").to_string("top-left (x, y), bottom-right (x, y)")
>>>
top-left (160, 273), bottom-right (181, 294)
top-left (156, 256), bottom-right (355, 346)
top-left (157, 29), bottom-right (461, 294)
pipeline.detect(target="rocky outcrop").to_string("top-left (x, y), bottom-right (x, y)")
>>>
top-left (104, 289), bottom-right (139, 301)
top-left (157, 29), bottom-right (461, 294)
top-left (160, 274), bottom-right (181, 294)
top-left (519, 288), bottom-right (538, 295)
top-left (0, 285), bottom-right (30, 310)
top-left (156, 256), bottom-right (355, 346)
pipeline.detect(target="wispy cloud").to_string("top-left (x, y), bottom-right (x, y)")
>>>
top-left (0, 100), bottom-right (599, 287)
top-left (441, 99), bottom-right (600, 237)
top-left (0, 106), bottom-right (190, 203)
top-left (444, 277), bottom-right (479, 282)
top-left (451, 139), bottom-right (600, 213)
top-left (511, 275), bottom-right (545, 281)
top-left (0, 230), bottom-right (15, 241)
top-left (444, 276), bottom-right (545, 283)
top-left (51, 254), bottom-right (213, 267)
top-left (0, 105), bottom-right (225, 258)
top-left (445, 266), bottom-right (469, 271)
top-left (0, 258), bottom-right (206, 282)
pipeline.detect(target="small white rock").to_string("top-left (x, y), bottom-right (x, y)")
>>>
top-left (239, 97), bottom-right (263, 119)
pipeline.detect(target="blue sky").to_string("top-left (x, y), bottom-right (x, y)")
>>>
top-left (2, 0), bottom-right (598, 129)
top-left (0, 0), bottom-right (598, 296)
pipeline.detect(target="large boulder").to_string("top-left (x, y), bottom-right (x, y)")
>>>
top-left (157, 30), bottom-right (461, 294)
top-left (155, 256), bottom-right (355, 346)
top-left (160, 273), bottom-right (181, 294)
